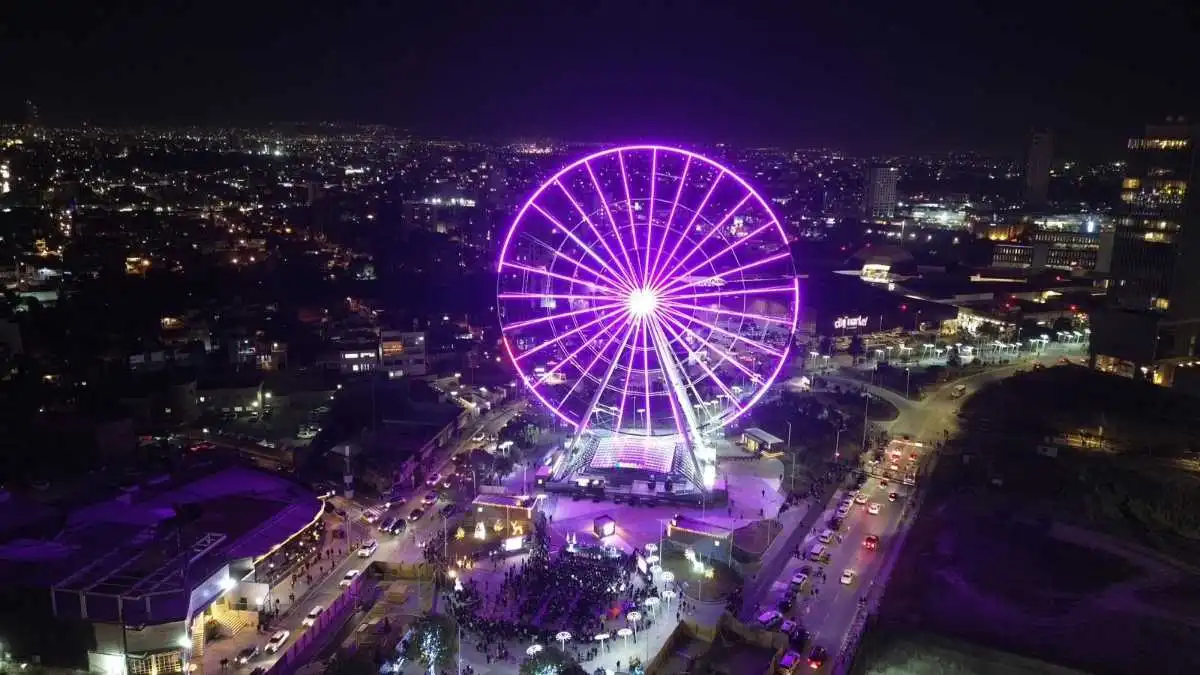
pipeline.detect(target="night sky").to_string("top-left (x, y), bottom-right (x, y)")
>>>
top-left (3, 0), bottom-right (1197, 155)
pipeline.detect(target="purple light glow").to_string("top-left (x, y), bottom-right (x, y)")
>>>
top-left (497, 145), bottom-right (799, 445)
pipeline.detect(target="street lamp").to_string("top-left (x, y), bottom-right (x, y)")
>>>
top-left (594, 633), bottom-right (611, 653)
top-left (785, 421), bottom-right (795, 492)
top-left (555, 631), bottom-right (572, 652)
top-left (526, 644), bottom-right (543, 657)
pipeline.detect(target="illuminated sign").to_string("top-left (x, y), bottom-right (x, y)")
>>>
top-left (833, 315), bottom-right (869, 330)
top-left (502, 535), bottom-right (525, 552)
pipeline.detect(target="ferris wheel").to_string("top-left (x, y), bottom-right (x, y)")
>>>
top-left (497, 145), bottom-right (798, 453)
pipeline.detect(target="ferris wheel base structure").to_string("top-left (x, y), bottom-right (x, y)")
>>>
top-left (549, 430), bottom-right (723, 499)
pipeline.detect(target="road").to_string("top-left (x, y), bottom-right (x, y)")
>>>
top-left (764, 347), bottom-right (1084, 668)
top-left (757, 439), bottom-right (930, 665)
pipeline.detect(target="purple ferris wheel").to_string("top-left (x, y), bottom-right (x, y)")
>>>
top-left (497, 145), bottom-right (798, 492)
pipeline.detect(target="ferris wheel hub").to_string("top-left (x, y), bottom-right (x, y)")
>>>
top-left (626, 288), bottom-right (659, 317)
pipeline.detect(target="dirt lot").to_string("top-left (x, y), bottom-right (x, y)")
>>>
top-left (870, 486), bottom-right (1200, 675)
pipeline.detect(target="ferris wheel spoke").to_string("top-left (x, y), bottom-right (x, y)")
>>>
top-left (648, 313), bottom-right (732, 422)
top-left (531, 202), bottom-right (634, 292)
top-left (643, 149), bottom-right (657, 282)
top-left (656, 310), bottom-right (763, 385)
top-left (503, 300), bottom-right (625, 331)
top-left (661, 284), bottom-right (796, 302)
top-left (649, 170), bottom-right (724, 290)
top-left (659, 303), bottom-right (784, 358)
top-left (646, 155), bottom-right (691, 287)
top-left (513, 306), bottom-right (627, 362)
top-left (665, 221), bottom-right (776, 290)
top-left (640, 319), bottom-right (653, 437)
top-left (584, 160), bottom-right (641, 286)
top-left (616, 149), bottom-right (642, 280)
top-left (501, 261), bottom-right (623, 295)
top-left (653, 313), bottom-right (744, 416)
top-left (499, 292), bottom-right (619, 301)
top-left (613, 317), bottom-right (643, 436)
top-left (660, 300), bottom-right (793, 326)
top-left (657, 250), bottom-right (793, 297)
top-left (560, 315), bottom-right (638, 413)
top-left (653, 192), bottom-right (753, 290)
top-left (555, 179), bottom-right (637, 287)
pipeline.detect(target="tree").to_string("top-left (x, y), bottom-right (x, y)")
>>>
top-left (848, 335), bottom-right (865, 361)
top-left (405, 613), bottom-right (459, 675)
top-left (520, 645), bottom-right (587, 675)
top-left (946, 347), bottom-right (962, 367)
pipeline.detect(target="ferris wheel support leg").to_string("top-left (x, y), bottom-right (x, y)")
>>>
top-left (647, 317), bottom-right (711, 493)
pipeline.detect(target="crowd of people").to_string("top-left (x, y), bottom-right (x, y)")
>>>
top-left (445, 535), bottom-right (666, 668)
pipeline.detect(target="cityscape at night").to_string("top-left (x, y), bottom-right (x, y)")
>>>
top-left (0, 3), bottom-right (1198, 675)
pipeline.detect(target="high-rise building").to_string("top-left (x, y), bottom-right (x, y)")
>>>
top-left (1090, 119), bottom-right (1200, 387)
top-left (862, 165), bottom-right (899, 220)
top-left (1024, 130), bottom-right (1053, 207)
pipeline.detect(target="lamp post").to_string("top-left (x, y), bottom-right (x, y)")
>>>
top-left (555, 631), bottom-right (572, 653)
top-left (786, 421), bottom-right (795, 492)
top-left (904, 367), bottom-right (911, 400)
top-left (861, 392), bottom-right (870, 455)
top-left (594, 633), bottom-right (610, 654)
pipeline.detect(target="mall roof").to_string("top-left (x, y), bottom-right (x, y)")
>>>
top-left (0, 467), bottom-right (320, 598)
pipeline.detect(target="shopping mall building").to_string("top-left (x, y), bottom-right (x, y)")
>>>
top-left (0, 467), bottom-right (323, 675)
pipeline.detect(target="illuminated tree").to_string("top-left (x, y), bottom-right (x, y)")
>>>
top-left (520, 645), bottom-right (586, 675)
top-left (405, 613), bottom-right (458, 675)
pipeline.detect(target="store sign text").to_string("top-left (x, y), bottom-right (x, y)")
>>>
top-left (833, 315), bottom-right (869, 330)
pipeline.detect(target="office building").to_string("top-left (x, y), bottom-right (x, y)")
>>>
top-left (1025, 131), bottom-right (1053, 207)
top-left (1091, 119), bottom-right (1200, 387)
top-left (991, 230), bottom-right (1114, 274)
top-left (380, 329), bottom-right (428, 378)
top-left (862, 165), bottom-right (899, 220)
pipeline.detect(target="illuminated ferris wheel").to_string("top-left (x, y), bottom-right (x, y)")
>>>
top-left (497, 145), bottom-right (798, 489)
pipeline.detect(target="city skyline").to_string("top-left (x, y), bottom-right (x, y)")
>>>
top-left (3, 1), bottom-right (1197, 156)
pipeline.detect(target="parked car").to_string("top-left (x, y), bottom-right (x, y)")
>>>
top-left (339, 569), bottom-right (361, 587)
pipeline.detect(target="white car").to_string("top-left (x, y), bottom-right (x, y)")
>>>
top-left (339, 569), bottom-right (361, 587)
top-left (425, 473), bottom-right (441, 487)
top-left (840, 569), bottom-right (856, 585)
top-left (264, 630), bottom-right (290, 654)
top-left (789, 572), bottom-right (809, 589)
top-left (853, 493), bottom-right (868, 505)
top-left (357, 540), bottom-right (378, 558)
top-left (868, 503), bottom-right (882, 515)
top-left (302, 605), bottom-right (324, 627)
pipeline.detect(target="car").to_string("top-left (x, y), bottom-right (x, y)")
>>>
top-left (868, 502), bottom-right (882, 515)
top-left (452, 453), bottom-right (467, 464)
top-left (439, 503), bottom-right (457, 517)
top-left (264, 630), bottom-right (290, 654)
top-left (790, 572), bottom-right (809, 589)
top-left (302, 606), bottom-right (323, 627)
top-left (422, 492), bottom-right (438, 505)
top-left (779, 650), bottom-right (803, 674)
top-left (384, 494), bottom-right (407, 508)
top-left (235, 645), bottom-right (259, 664)
top-left (388, 519), bottom-right (408, 534)
top-left (379, 517), bottom-right (398, 533)
top-left (362, 508), bottom-right (382, 523)
top-left (888, 491), bottom-right (899, 502)
top-left (441, 477), bottom-right (454, 489)
top-left (840, 569), bottom-right (856, 585)
top-left (777, 595), bottom-right (795, 612)
top-left (357, 540), bottom-right (378, 557)
top-left (863, 535), bottom-right (879, 551)
top-left (780, 619), bottom-right (799, 634)
top-left (409, 508), bottom-right (424, 521)
top-left (425, 473), bottom-right (441, 487)
top-left (853, 493), bottom-right (868, 505)
top-left (339, 569), bottom-right (361, 587)
top-left (756, 609), bottom-right (783, 629)
top-left (188, 441), bottom-right (216, 453)
top-left (807, 645), bottom-right (828, 670)
top-left (879, 478), bottom-right (889, 488)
